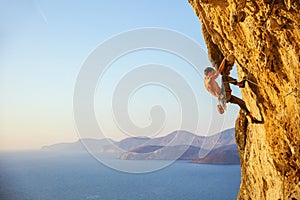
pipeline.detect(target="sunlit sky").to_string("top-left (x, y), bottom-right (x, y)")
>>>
top-left (0, 0), bottom-right (241, 150)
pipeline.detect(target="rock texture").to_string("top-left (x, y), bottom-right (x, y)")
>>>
top-left (188, 0), bottom-right (300, 199)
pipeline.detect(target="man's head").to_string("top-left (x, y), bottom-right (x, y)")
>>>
top-left (204, 67), bottom-right (215, 76)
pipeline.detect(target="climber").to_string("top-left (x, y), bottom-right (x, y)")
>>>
top-left (204, 57), bottom-right (262, 123)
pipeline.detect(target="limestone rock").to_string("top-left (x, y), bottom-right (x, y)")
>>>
top-left (188, 0), bottom-right (300, 199)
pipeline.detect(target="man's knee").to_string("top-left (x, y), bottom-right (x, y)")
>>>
top-left (230, 95), bottom-right (249, 113)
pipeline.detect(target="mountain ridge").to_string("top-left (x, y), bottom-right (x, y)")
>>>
top-left (42, 128), bottom-right (238, 164)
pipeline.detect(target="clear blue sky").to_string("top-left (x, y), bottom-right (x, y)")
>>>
top-left (0, 0), bottom-right (240, 150)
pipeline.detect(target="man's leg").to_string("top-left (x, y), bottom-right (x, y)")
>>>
top-left (228, 95), bottom-right (249, 113)
top-left (228, 95), bottom-right (262, 123)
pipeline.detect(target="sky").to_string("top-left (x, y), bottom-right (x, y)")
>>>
top-left (0, 0), bottom-right (241, 150)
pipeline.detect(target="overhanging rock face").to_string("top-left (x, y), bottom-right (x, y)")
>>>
top-left (188, 0), bottom-right (300, 199)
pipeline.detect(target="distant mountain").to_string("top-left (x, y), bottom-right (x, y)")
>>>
top-left (211, 128), bottom-right (236, 147)
top-left (42, 128), bottom-right (238, 164)
top-left (120, 145), bottom-right (201, 160)
top-left (140, 130), bottom-right (198, 147)
top-left (192, 144), bottom-right (240, 164)
top-left (41, 138), bottom-right (117, 152)
top-left (120, 144), bottom-right (239, 164)
top-left (115, 137), bottom-right (151, 151)
top-left (133, 128), bottom-right (236, 149)
top-left (119, 128), bottom-right (239, 164)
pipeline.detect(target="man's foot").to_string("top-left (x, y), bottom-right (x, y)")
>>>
top-left (246, 113), bottom-right (263, 124)
top-left (252, 119), bottom-right (263, 124)
top-left (237, 80), bottom-right (246, 88)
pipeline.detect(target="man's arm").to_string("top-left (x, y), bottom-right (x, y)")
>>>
top-left (210, 58), bottom-right (226, 80)
top-left (223, 75), bottom-right (238, 85)
top-left (226, 76), bottom-right (237, 83)
top-left (210, 70), bottom-right (219, 80)
top-left (218, 58), bottom-right (226, 73)
top-left (208, 58), bottom-right (227, 80)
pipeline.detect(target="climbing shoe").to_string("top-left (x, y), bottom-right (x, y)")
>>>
top-left (246, 113), bottom-right (264, 124)
top-left (237, 80), bottom-right (246, 88)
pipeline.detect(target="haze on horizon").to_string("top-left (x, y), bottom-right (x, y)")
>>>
top-left (0, 1), bottom-right (241, 150)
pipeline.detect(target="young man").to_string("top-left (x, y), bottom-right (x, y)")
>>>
top-left (204, 58), bottom-right (261, 123)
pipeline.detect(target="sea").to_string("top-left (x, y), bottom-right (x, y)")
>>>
top-left (0, 151), bottom-right (241, 200)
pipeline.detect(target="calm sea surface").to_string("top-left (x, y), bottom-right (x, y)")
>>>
top-left (0, 151), bottom-right (241, 200)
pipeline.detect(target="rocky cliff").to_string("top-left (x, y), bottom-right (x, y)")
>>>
top-left (188, 0), bottom-right (300, 199)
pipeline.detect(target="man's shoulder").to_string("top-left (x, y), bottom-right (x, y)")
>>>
top-left (205, 75), bottom-right (214, 82)
top-left (204, 76), bottom-right (210, 83)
